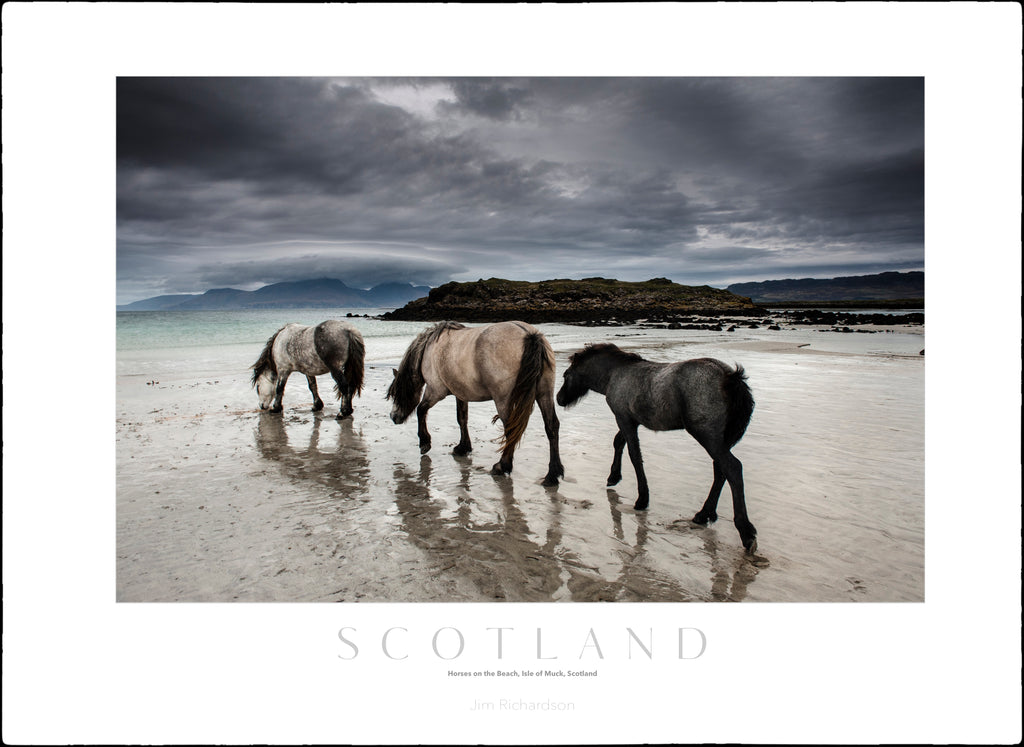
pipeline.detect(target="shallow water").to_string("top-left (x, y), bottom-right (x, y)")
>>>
top-left (116, 310), bottom-right (924, 602)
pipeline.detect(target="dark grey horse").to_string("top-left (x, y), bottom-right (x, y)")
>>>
top-left (251, 320), bottom-right (365, 419)
top-left (556, 343), bottom-right (757, 553)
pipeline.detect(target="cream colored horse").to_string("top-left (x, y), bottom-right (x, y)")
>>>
top-left (387, 321), bottom-right (564, 486)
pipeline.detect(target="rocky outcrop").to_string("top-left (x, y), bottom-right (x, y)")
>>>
top-left (382, 277), bottom-right (763, 323)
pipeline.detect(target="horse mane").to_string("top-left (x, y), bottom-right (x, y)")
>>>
top-left (569, 343), bottom-right (645, 367)
top-left (387, 321), bottom-right (467, 411)
top-left (250, 327), bottom-right (284, 385)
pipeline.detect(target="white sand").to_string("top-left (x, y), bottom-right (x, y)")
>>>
top-left (116, 323), bottom-right (924, 602)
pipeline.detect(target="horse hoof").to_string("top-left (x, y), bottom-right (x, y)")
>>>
top-left (270, 406), bottom-right (283, 414)
top-left (633, 499), bottom-right (649, 511)
top-left (452, 445), bottom-right (471, 456)
top-left (420, 443), bottom-right (432, 455)
top-left (313, 401), bottom-right (324, 411)
top-left (490, 463), bottom-right (509, 476)
top-left (744, 539), bottom-right (758, 555)
top-left (692, 506), bottom-right (716, 524)
top-left (606, 474), bottom-right (621, 486)
top-left (542, 476), bottom-right (559, 488)
top-left (336, 410), bottom-right (353, 420)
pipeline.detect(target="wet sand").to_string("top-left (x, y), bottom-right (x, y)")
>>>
top-left (116, 325), bottom-right (924, 602)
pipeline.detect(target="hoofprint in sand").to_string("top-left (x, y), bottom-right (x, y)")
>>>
top-left (116, 318), bottom-right (924, 602)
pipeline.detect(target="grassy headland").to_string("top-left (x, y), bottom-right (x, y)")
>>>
top-left (382, 277), bottom-right (764, 323)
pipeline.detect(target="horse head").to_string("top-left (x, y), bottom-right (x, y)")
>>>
top-left (557, 344), bottom-right (642, 407)
top-left (386, 366), bottom-right (423, 424)
top-left (386, 325), bottom-right (459, 424)
top-left (556, 362), bottom-right (591, 408)
top-left (251, 329), bottom-right (282, 410)
top-left (253, 368), bottom-right (278, 410)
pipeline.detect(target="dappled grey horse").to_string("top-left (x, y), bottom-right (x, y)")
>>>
top-left (386, 321), bottom-right (564, 486)
top-left (251, 320), bottom-right (365, 419)
top-left (556, 343), bottom-right (757, 553)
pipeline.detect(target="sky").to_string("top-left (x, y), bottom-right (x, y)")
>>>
top-left (116, 76), bottom-right (924, 304)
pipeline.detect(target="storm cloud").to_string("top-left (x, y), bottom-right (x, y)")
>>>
top-left (116, 77), bottom-right (924, 303)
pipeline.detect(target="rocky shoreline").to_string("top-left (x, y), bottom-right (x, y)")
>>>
top-left (609, 308), bottom-right (925, 333)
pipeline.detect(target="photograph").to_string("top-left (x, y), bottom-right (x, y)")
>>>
top-left (4, 4), bottom-right (1020, 745)
top-left (115, 75), bottom-right (926, 604)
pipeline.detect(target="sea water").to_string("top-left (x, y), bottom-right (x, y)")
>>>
top-left (116, 307), bottom-right (925, 373)
top-left (116, 308), bottom-right (427, 378)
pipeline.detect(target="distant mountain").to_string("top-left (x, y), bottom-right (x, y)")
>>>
top-left (726, 271), bottom-right (923, 303)
top-left (115, 294), bottom-right (200, 311)
top-left (118, 278), bottom-right (431, 311)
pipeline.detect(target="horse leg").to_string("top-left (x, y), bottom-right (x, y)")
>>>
top-left (491, 422), bottom-right (514, 475)
top-left (718, 450), bottom-right (757, 554)
top-left (306, 375), bottom-right (324, 411)
top-left (607, 430), bottom-right (626, 486)
top-left (489, 401), bottom-right (514, 476)
top-left (271, 372), bottom-right (288, 413)
top-left (536, 393), bottom-right (563, 487)
top-left (692, 461), bottom-right (725, 525)
top-left (452, 398), bottom-right (472, 456)
top-left (330, 369), bottom-right (353, 420)
top-left (616, 417), bottom-right (650, 510)
top-left (416, 387), bottom-right (447, 455)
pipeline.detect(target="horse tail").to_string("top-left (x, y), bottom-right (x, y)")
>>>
top-left (723, 364), bottom-right (755, 448)
top-left (498, 332), bottom-right (552, 452)
top-left (340, 330), bottom-right (365, 398)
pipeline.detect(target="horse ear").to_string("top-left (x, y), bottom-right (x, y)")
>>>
top-left (392, 368), bottom-right (398, 378)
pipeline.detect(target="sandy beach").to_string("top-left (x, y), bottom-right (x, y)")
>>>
top-left (116, 317), bottom-right (924, 602)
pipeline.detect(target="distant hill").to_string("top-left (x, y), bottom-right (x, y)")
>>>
top-left (726, 271), bottom-right (923, 303)
top-left (118, 278), bottom-right (431, 311)
top-left (117, 294), bottom-right (201, 311)
top-left (383, 277), bottom-right (760, 323)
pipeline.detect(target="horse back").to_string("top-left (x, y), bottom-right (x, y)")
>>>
top-left (313, 320), bottom-right (358, 362)
top-left (424, 321), bottom-right (550, 401)
top-left (606, 358), bottom-right (733, 432)
top-left (274, 324), bottom-right (327, 376)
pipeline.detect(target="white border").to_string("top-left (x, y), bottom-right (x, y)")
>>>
top-left (3, 3), bottom-right (1021, 744)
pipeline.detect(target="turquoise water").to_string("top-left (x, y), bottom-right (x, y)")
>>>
top-left (115, 308), bottom-right (426, 351)
top-left (115, 308), bottom-right (436, 380)
top-left (116, 307), bottom-right (924, 383)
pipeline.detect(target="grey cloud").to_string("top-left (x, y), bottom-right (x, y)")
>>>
top-left (117, 77), bottom-right (923, 304)
top-left (439, 79), bottom-right (533, 121)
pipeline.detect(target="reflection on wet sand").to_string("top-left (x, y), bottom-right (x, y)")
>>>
top-left (560, 489), bottom-right (692, 602)
top-left (252, 410), bottom-right (765, 602)
top-left (665, 516), bottom-right (767, 602)
top-left (392, 458), bottom-right (566, 601)
top-left (388, 452), bottom-right (758, 602)
top-left (255, 411), bottom-right (371, 507)
top-left (705, 529), bottom-right (762, 602)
